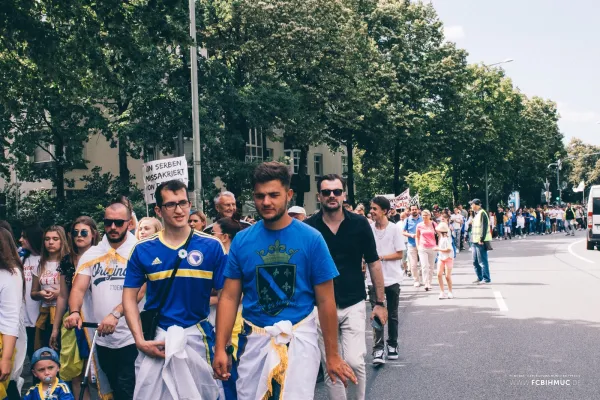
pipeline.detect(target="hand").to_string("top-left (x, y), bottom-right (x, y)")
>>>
top-left (64, 313), bottom-right (82, 330)
top-left (478, 241), bottom-right (483, 245)
top-left (0, 358), bottom-right (12, 382)
top-left (97, 314), bottom-right (118, 337)
top-left (212, 349), bottom-right (232, 381)
top-left (371, 304), bottom-right (388, 325)
top-left (39, 290), bottom-right (51, 300)
top-left (50, 328), bottom-right (60, 350)
top-left (47, 289), bottom-right (60, 301)
top-left (136, 339), bottom-right (165, 358)
top-left (326, 354), bottom-right (357, 387)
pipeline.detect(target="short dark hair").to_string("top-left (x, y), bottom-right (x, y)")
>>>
top-left (155, 180), bottom-right (188, 207)
top-left (371, 196), bottom-right (391, 212)
top-left (317, 174), bottom-right (346, 192)
top-left (252, 162), bottom-right (291, 189)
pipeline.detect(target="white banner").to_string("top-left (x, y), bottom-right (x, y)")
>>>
top-left (392, 189), bottom-right (411, 209)
top-left (143, 156), bottom-right (189, 204)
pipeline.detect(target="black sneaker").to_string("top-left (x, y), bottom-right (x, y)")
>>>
top-left (387, 345), bottom-right (399, 360)
top-left (373, 350), bottom-right (386, 365)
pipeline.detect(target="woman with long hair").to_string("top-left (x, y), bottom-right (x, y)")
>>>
top-left (50, 217), bottom-right (99, 399)
top-left (19, 224), bottom-right (43, 362)
top-left (0, 227), bottom-right (25, 400)
top-left (188, 210), bottom-right (207, 232)
top-left (31, 226), bottom-right (69, 350)
top-left (415, 210), bottom-right (437, 292)
top-left (136, 217), bottom-right (162, 240)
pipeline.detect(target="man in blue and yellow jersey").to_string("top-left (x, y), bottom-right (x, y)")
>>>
top-left (123, 180), bottom-right (227, 400)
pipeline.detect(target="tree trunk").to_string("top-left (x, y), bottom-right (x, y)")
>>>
top-left (346, 133), bottom-right (355, 205)
top-left (118, 137), bottom-right (131, 195)
top-left (393, 137), bottom-right (401, 195)
top-left (54, 134), bottom-right (65, 206)
top-left (451, 167), bottom-right (459, 207)
top-left (295, 146), bottom-right (308, 207)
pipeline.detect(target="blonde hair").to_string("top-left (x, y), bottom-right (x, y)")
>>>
top-left (40, 226), bottom-right (70, 276)
top-left (136, 217), bottom-right (163, 239)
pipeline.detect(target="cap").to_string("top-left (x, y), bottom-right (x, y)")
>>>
top-left (470, 198), bottom-right (482, 206)
top-left (436, 222), bottom-right (450, 233)
top-left (31, 347), bottom-right (60, 368)
top-left (288, 206), bottom-right (306, 215)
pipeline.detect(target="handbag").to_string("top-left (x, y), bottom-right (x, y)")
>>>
top-left (140, 229), bottom-right (194, 340)
top-left (484, 241), bottom-right (493, 251)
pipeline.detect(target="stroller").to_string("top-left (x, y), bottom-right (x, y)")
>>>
top-left (78, 322), bottom-right (99, 400)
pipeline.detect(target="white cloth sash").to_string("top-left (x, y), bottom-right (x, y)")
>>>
top-left (134, 323), bottom-right (219, 400)
top-left (237, 312), bottom-right (320, 400)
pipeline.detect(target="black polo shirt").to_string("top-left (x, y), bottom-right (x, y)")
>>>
top-left (305, 208), bottom-right (379, 308)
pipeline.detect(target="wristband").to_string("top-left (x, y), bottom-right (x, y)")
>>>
top-left (375, 301), bottom-right (385, 307)
top-left (70, 310), bottom-right (80, 316)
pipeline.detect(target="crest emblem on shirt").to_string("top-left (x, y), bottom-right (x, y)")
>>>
top-left (255, 240), bottom-right (298, 316)
top-left (187, 250), bottom-right (204, 266)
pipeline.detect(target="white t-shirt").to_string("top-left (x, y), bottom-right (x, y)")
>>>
top-left (78, 235), bottom-right (137, 349)
top-left (516, 216), bottom-right (525, 228)
top-left (0, 268), bottom-right (24, 337)
top-left (399, 219), bottom-right (409, 243)
top-left (556, 210), bottom-right (564, 220)
top-left (437, 236), bottom-right (453, 261)
top-left (22, 255), bottom-right (41, 327)
top-left (450, 214), bottom-right (464, 230)
top-left (367, 221), bottom-right (406, 287)
top-left (33, 261), bottom-right (60, 308)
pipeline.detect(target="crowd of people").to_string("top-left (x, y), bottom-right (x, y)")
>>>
top-left (0, 160), bottom-right (586, 400)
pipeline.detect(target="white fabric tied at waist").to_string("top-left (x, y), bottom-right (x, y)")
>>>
top-left (134, 322), bottom-right (219, 400)
top-left (243, 311), bottom-right (320, 400)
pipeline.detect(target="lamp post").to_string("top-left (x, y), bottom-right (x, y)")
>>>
top-left (481, 58), bottom-right (514, 211)
top-left (189, 0), bottom-right (203, 211)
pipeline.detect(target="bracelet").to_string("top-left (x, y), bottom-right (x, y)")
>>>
top-left (70, 310), bottom-right (80, 316)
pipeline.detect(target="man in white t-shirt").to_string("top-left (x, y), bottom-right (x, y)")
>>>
top-left (368, 196), bottom-right (406, 365)
top-left (65, 202), bottom-right (141, 400)
top-left (450, 208), bottom-right (464, 254)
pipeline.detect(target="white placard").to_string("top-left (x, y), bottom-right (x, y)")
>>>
top-left (143, 156), bottom-right (189, 204)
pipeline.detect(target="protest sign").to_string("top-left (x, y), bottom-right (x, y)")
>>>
top-left (143, 156), bottom-right (188, 204)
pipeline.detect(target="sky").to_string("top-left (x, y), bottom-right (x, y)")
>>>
top-left (430, 0), bottom-right (600, 146)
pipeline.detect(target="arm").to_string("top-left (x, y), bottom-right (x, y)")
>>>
top-left (415, 226), bottom-right (421, 248)
top-left (480, 213), bottom-right (489, 243)
top-left (30, 274), bottom-right (46, 301)
top-left (51, 275), bottom-right (69, 349)
top-left (379, 251), bottom-right (403, 262)
top-left (0, 335), bottom-right (16, 381)
top-left (123, 286), bottom-right (165, 358)
top-left (64, 273), bottom-right (91, 330)
top-left (97, 282), bottom-right (146, 337)
top-left (315, 280), bottom-right (357, 386)
top-left (366, 260), bottom-right (387, 323)
top-left (213, 278), bottom-right (242, 380)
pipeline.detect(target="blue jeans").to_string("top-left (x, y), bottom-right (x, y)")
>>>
top-left (472, 243), bottom-right (491, 282)
top-left (497, 223), bottom-right (504, 237)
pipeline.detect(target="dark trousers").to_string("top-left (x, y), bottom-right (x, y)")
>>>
top-left (96, 343), bottom-right (138, 400)
top-left (368, 283), bottom-right (400, 350)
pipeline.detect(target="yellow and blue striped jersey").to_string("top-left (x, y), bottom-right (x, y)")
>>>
top-left (23, 379), bottom-right (74, 400)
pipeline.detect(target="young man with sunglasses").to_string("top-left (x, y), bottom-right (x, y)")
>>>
top-left (305, 174), bottom-right (387, 400)
top-left (123, 180), bottom-right (227, 399)
top-left (65, 202), bottom-right (139, 400)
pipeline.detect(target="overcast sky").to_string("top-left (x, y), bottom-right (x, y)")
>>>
top-left (431, 0), bottom-right (600, 146)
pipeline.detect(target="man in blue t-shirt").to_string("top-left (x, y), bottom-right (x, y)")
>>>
top-left (123, 180), bottom-right (227, 399)
top-left (213, 162), bottom-right (357, 400)
top-left (403, 205), bottom-right (424, 287)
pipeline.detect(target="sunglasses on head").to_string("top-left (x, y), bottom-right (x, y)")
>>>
top-left (72, 229), bottom-right (89, 238)
top-left (103, 219), bottom-right (129, 228)
top-left (320, 189), bottom-right (343, 197)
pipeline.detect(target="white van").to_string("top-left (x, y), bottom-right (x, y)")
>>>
top-left (587, 185), bottom-right (600, 250)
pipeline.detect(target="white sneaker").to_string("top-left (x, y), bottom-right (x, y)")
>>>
top-left (413, 282), bottom-right (421, 288)
top-left (447, 292), bottom-right (454, 299)
top-left (439, 292), bottom-right (447, 299)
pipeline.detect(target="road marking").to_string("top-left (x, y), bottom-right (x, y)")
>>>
top-left (493, 291), bottom-right (509, 312)
top-left (568, 239), bottom-right (595, 264)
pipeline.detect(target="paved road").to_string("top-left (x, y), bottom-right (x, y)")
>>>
top-left (315, 232), bottom-right (600, 400)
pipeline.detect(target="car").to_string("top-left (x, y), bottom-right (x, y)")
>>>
top-left (586, 185), bottom-right (600, 250)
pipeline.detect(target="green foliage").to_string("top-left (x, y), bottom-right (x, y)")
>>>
top-left (406, 168), bottom-right (454, 210)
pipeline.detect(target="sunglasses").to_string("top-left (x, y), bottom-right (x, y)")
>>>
top-left (72, 229), bottom-right (89, 238)
top-left (320, 189), bottom-right (344, 197)
top-left (161, 200), bottom-right (191, 211)
top-left (103, 219), bottom-right (130, 228)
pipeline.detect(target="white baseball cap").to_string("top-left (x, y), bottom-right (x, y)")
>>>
top-left (288, 206), bottom-right (306, 215)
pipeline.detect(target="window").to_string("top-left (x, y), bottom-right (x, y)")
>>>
top-left (144, 147), bottom-right (157, 162)
top-left (341, 155), bottom-right (348, 176)
top-left (245, 128), bottom-right (263, 162)
top-left (314, 153), bottom-right (323, 177)
top-left (284, 149), bottom-right (307, 175)
top-left (33, 145), bottom-right (54, 164)
top-left (315, 193), bottom-right (321, 210)
top-left (266, 148), bottom-right (274, 161)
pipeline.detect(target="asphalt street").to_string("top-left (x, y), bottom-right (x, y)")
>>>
top-left (315, 231), bottom-right (600, 400)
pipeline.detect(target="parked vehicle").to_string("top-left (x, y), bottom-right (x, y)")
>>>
top-left (587, 185), bottom-right (600, 250)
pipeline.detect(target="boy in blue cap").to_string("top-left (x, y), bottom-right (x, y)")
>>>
top-left (22, 347), bottom-right (73, 400)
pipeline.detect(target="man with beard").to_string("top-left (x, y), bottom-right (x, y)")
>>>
top-left (65, 202), bottom-right (140, 400)
top-left (214, 162), bottom-right (355, 399)
top-left (305, 174), bottom-right (387, 400)
top-left (204, 191), bottom-right (251, 234)
top-left (123, 180), bottom-right (227, 399)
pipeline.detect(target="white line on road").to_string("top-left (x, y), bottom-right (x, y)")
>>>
top-left (493, 291), bottom-right (509, 312)
top-left (568, 239), bottom-right (595, 264)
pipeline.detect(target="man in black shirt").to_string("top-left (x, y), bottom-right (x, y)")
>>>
top-left (496, 207), bottom-right (505, 240)
top-left (306, 174), bottom-right (387, 400)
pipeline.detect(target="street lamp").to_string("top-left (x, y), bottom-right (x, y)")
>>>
top-left (189, 0), bottom-right (203, 211)
top-left (482, 58), bottom-right (514, 211)
top-left (548, 160), bottom-right (562, 205)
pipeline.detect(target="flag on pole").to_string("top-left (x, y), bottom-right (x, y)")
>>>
top-left (409, 193), bottom-right (420, 208)
top-left (573, 180), bottom-right (585, 193)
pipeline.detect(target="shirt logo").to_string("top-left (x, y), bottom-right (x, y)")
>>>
top-left (152, 257), bottom-right (162, 265)
top-left (187, 250), bottom-right (204, 266)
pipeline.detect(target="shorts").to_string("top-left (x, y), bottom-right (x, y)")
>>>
top-left (438, 258), bottom-right (453, 271)
top-left (551, 219), bottom-right (556, 225)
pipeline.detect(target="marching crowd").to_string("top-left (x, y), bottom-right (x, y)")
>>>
top-left (0, 160), bottom-right (585, 400)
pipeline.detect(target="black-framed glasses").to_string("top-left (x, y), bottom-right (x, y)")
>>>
top-left (162, 200), bottom-right (191, 211)
top-left (103, 219), bottom-right (130, 228)
top-left (320, 189), bottom-right (344, 197)
top-left (72, 229), bottom-right (89, 238)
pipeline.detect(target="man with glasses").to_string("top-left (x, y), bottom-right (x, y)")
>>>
top-left (123, 180), bottom-right (228, 399)
top-left (65, 201), bottom-right (138, 400)
top-left (305, 174), bottom-right (387, 400)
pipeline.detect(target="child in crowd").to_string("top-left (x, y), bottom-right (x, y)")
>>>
top-left (504, 214), bottom-right (512, 240)
top-left (435, 222), bottom-right (455, 299)
top-left (22, 347), bottom-right (74, 399)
